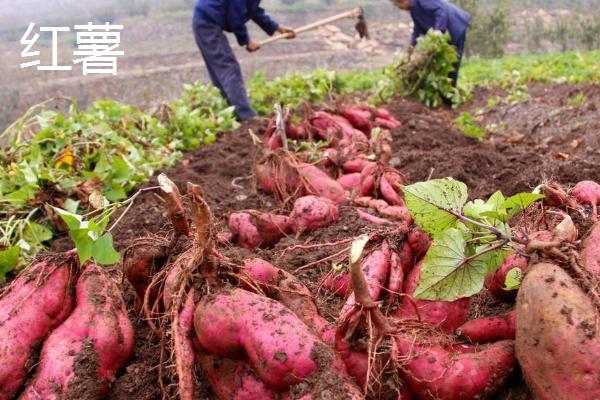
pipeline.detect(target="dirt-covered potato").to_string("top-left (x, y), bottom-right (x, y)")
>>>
top-left (516, 263), bottom-right (600, 400)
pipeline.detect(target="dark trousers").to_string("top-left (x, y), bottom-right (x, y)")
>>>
top-left (192, 18), bottom-right (256, 121)
top-left (449, 30), bottom-right (467, 87)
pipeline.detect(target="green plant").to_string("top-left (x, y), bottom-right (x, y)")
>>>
top-left (455, 112), bottom-right (485, 141)
top-left (402, 178), bottom-right (543, 301)
top-left (380, 30), bottom-right (461, 108)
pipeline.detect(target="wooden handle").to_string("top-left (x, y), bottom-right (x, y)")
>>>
top-left (258, 7), bottom-right (363, 47)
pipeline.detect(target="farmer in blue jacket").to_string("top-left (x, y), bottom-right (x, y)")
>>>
top-left (391, 0), bottom-right (471, 87)
top-left (193, 0), bottom-right (296, 121)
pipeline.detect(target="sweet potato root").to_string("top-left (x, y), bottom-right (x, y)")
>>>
top-left (173, 290), bottom-right (197, 400)
top-left (195, 288), bottom-right (340, 391)
top-left (516, 262), bottom-right (600, 400)
top-left (297, 163), bottom-right (348, 205)
top-left (228, 211), bottom-right (295, 250)
top-left (407, 227), bottom-right (431, 260)
top-left (395, 263), bottom-right (470, 333)
top-left (396, 336), bottom-right (515, 400)
top-left (322, 271), bottom-right (351, 297)
top-left (243, 258), bottom-right (333, 343)
top-left (571, 180), bottom-right (600, 221)
top-left (20, 263), bottom-right (134, 400)
top-left (339, 243), bottom-right (391, 320)
top-left (290, 196), bottom-right (339, 233)
top-left (0, 258), bottom-right (74, 400)
top-left (337, 173), bottom-right (362, 191)
top-left (484, 253), bottom-right (529, 301)
top-left (582, 222), bottom-right (600, 275)
top-left (198, 353), bottom-right (279, 400)
top-left (340, 106), bottom-right (373, 135)
top-left (457, 312), bottom-right (516, 343)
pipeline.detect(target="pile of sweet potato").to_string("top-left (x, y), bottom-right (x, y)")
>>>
top-left (0, 254), bottom-right (134, 399)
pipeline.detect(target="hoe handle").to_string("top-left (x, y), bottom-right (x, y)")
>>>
top-left (258, 7), bottom-right (363, 46)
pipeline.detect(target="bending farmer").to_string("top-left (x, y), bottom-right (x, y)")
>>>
top-left (193, 0), bottom-right (295, 121)
top-left (391, 0), bottom-right (471, 87)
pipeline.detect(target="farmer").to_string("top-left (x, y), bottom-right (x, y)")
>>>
top-left (193, 0), bottom-right (296, 121)
top-left (391, 0), bottom-right (471, 87)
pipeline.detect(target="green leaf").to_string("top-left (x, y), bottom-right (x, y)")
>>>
top-left (91, 234), bottom-right (120, 265)
top-left (69, 229), bottom-right (93, 264)
top-left (64, 198), bottom-right (80, 214)
top-left (403, 179), bottom-right (468, 237)
top-left (0, 246), bottom-right (20, 282)
top-left (50, 206), bottom-right (82, 231)
top-left (504, 268), bottom-right (523, 291)
top-left (501, 193), bottom-right (544, 219)
top-left (414, 228), bottom-right (510, 301)
top-left (23, 222), bottom-right (53, 244)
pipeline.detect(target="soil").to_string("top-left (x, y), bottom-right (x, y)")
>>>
top-left (47, 83), bottom-right (600, 400)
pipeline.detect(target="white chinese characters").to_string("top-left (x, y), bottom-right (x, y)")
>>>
top-left (19, 22), bottom-right (124, 75)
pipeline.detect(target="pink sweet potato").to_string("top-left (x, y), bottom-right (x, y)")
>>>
top-left (243, 258), bottom-right (333, 343)
top-left (20, 263), bottom-right (134, 399)
top-left (290, 196), bottom-right (339, 233)
top-left (297, 163), bottom-right (348, 205)
top-left (228, 211), bottom-right (295, 250)
top-left (395, 263), bottom-right (470, 333)
top-left (322, 271), bottom-right (351, 297)
top-left (335, 327), bottom-right (369, 388)
top-left (342, 159), bottom-right (376, 174)
top-left (194, 288), bottom-right (348, 391)
top-left (173, 290), bottom-right (197, 400)
top-left (395, 336), bottom-right (515, 400)
top-left (340, 106), bottom-right (373, 135)
top-left (581, 222), bottom-right (600, 275)
top-left (484, 253), bottom-right (529, 301)
top-left (388, 251), bottom-right (405, 296)
top-left (516, 263), bottom-right (600, 400)
top-left (198, 353), bottom-right (280, 400)
top-left (337, 173), bottom-right (362, 191)
top-left (358, 163), bottom-right (378, 197)
top-left (380, 171), bottom-right (405, 207)
top-left (407, 227), bottom-right (431, 260)
top-left (571, 180), bottom-right (600, 221)
top-left (0, 258), bottom-right (74, 400)
top-left (339, 243), bottom-right (391, 320)
top-left (457, 312), bottom-right (516, 343)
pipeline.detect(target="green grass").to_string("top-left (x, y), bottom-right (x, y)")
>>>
top-left (461, 50), bottom-right (600, 87)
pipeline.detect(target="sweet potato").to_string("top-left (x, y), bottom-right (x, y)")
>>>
top-left (243, 258), bottom-right (333, 343)
top-left (340, 243), bottom-right (391, 320)
top-left (342, 159), bottom-right (376, 174)
top-left (407, 227), bottom-right (431, 260)
top-left (334, 327), bottom-right (369, 388)
top-left (457, 312), bottom-right (516, 343)
top-left (380, 171), bottom-right (405, 207)
top-left (20, 263), bottom-right (134, 400)
top-left (340, 106), bottom-right (373, 135)
top-left (388, 251), bottom-right (405, 296)
top-left (322, 271), bottom-right (351, 297)
top-left (290, 196), bottom-right (339, 233)
top-left (0, 258), bottom-right (74, 400)
top-left (484, 253), bottom-right (529, 301)
top-left (581, 222), bottom-right (600, 275)
top-left (358, 163), bottom-right (378, 197)
top-left (571, 180), bottom-right (600, 221)
top-left (395, 263), bottom-right (470, 333)
top-left (173, 290), bottom-right (197, 400)
top-left (297, 163), bottom-right (348, 205)
top-left (198, 353), bottom-right (279, 400)
top-left (396, 336), bottom-right (515, 400)
top-left (356, 209), bottom-right (394, 226)
top-left (337, 173), bottom-right (362, 191)
top-left (516, 262), bottom-right (600, 400)
top-left (122, 239), bottom-right (169, 310)
top-left (228, 211), bottom-right (295, 250)
top-left (195, 288), bottom-right (339, 391)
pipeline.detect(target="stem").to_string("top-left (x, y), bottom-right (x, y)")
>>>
top-left (348, 257), bottom-right (392, 334)
top-left (107, 186), bottom-right (160, 233)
